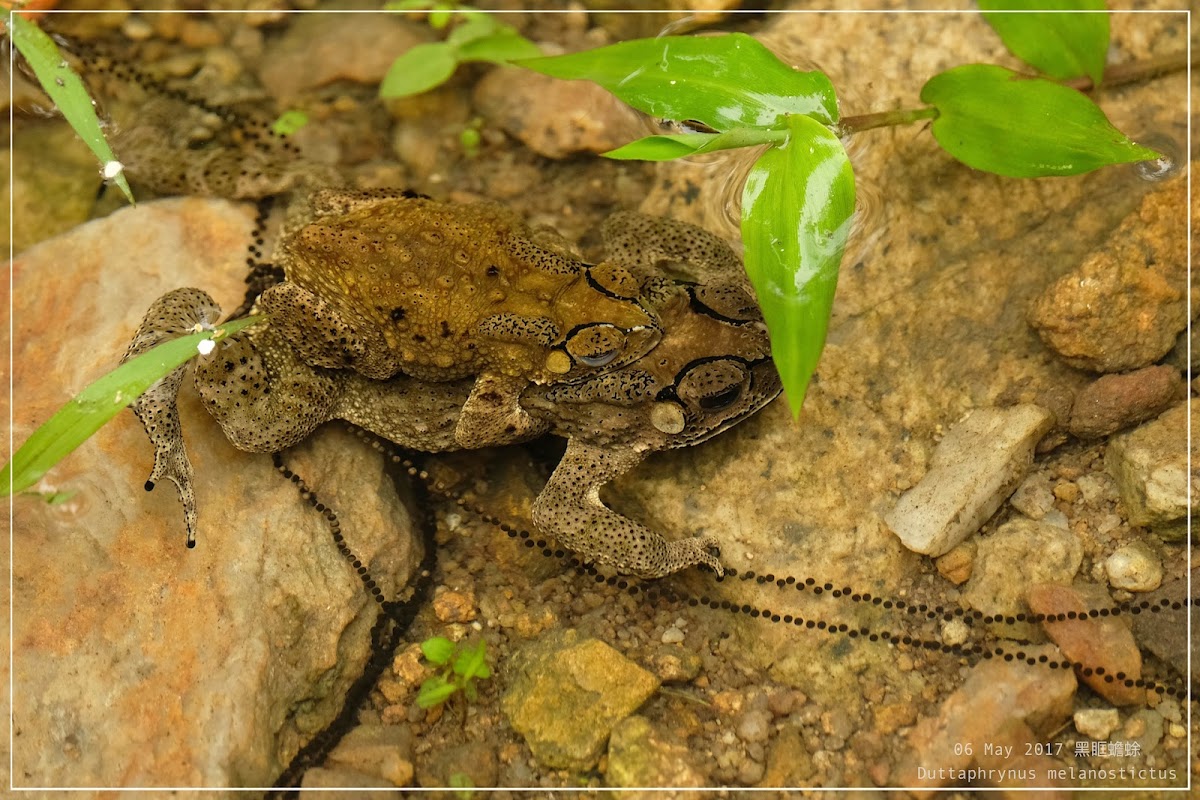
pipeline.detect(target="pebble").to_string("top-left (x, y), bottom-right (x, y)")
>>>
top-left (1028, 583), bottom-right (1143, 705)
top-left (1123, 709), bottom-right (1164, 752)
top-left (886, 405), bottom-right (1054, 556)
top-left (1074, 708), bottom-right (1120, 740)
top-left (735, 709), bottom-right (772, 743)
top-left (661, 626), bottom-right (686, 644)
top-left (1010, 473), bottom-right (1056, 519)
top-left (1028, 170), bottom-right (1188, 373)
top-left (1105, 401), bottom-right (1191, 538)
top-left (1105, 540), bottom-right (1163, 592)
top-left (605, 715), bottom-right (706, 789)
top-left (935, 541), bottom-right (975, 584)
top-left (962, 518), bottom-right (1083, 622)
top-left (472, 66), bottom-right (642, 159)
top-left (645, 646), bottom-right (702, 684)
top-left (1068, 365), bottom-right (1182, 438)
top-left (432, 587), bottom-right (478, 623)
top-left (940, 618), bottom-right (970, 646)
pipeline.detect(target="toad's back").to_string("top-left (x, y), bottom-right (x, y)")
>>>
top-left (279, 195), bottom-right (656, 383)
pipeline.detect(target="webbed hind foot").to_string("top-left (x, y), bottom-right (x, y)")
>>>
top-left (122, 288), bottom-right (223, 548)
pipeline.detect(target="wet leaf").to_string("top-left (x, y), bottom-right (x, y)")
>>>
top-left (980, 0), bottom-right (1109, 84)
top-left (742, 115), bottom-right (855, 418)
top-left (9, 13), bottom-right (134, 203)
top-left (604, 128), bottom-right (780, 161)
top-left (452, 640), bottom-right (489, 679)
top-left (2, 316), bottom-right (262, 496)
top-left (379, 41), bottom-right (457, 98)
top-left (922, 65), bottom-right (1161, 177)
top-left (518, 33), bottom-right (839, 132)
top-left (417, 676), bottom-right (458, 708)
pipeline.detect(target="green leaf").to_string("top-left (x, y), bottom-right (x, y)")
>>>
top-left (270, 109), bottom-right (309, 137)
top-left (742, 115), bottom-right (855, 418)
top-left (456, 29), bottom-right (543, 64)
top-left (417, 676), bottom-right (458, 708)
top-left (452, 640), bottom-right (489, 679)
top-left (979, 0), bottom-right (1109, 85)
top-left (604, 128), bottom-right (786, 161)
top-left (518, 33), bottom-right (839, 132)
top-left (2, 316), bottom-right (262, 496)
top-left (379, 42), bottom-right (458, 98)
top-left (420, 636), bottom-right (456, 665)
top-left (9, 14), bottom-right (135, 204)
top-left (445, 12), bottom-right (501, 47)
top-left (921, 64), bottom-right (1162, 177)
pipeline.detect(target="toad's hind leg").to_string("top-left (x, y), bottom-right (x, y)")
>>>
top-left (454, 372), bottom-right (545, 449)
top-left (122, 288), bottom-right (223, 548)
top-left (600, 211), bottom-right (743, 284)
top-left (532, 439), bottom-right (724, 578)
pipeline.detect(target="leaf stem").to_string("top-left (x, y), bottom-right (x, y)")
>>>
top-left (836, 48), bottom-right (1192, 138)
top-left (837, 106), bottom-right (937, 135)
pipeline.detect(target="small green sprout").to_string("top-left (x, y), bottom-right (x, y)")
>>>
top-left (381, 2), bottom-right (541, 99)
top-left (416, 636), bottom-right (492, 709)
top-left (458, 117), bottom-right (483, 158)
top-left (270, 109), bottom-right (310, 137)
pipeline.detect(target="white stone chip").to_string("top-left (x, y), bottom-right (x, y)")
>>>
top-left (102, 160), bottom-right (125, 180)
top-left (196, 338), bottom-right (216, 356)
top-left (885, 405), bottom-right (1054, 556)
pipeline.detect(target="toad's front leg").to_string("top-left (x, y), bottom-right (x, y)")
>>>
top-left (122, 288), bottom-right (222, 548)
top-left (454, 372), bottom-right (542, 449)
top-left (532, 439), bottom-right (724, 579)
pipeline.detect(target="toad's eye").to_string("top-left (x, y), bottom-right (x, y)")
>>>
top-left (578, 349), bottom-right (618, 367)
top-left (565, 323), bottom-right (626, 369)
top-left (699, 383), bottom-right (741, 410)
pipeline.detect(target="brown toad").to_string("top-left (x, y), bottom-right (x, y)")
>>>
top-left (124, 213), bottom-right (779, 577)
top-left (260, 189), bottom-right (662, 449)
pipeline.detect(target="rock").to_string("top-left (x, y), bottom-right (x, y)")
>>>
top-left (259, 14), bottom-right (431, 99)
top-left (10, 199), bottom-right (421, 787)
top-left (1129, 570), bottom-right (1198, 684)
top-left (1073, 708), bottom-right (1120, 740)
top-left (886, 405), bottom-right (1054, 556)
top-left (1068, 365), bottom-right (1183, 438)
top-left (1122, 709), bottom-right (1164, 753)
top-left (1105, 540), bottom-right (1163, 592)
top-left (645, 646), bottom-right (702, 684)
top-left (895, 647), bottom-right (1076, 789)
top-left (962, 519), bottom-right (1083, 622)
top-left (1028, 169), bottom-right (1191, 373)
top-left (1027, 583), bottom-right (1143, 706)
top-left (762, 726), bottom-right (817, 786)
top-left (6, 119), bottom-right (100, 254)
top-left (324, 724), bottom-right (414, 788)
top-left (605, 715), bottom-right (706, 791)
top-left (301, 767), bottom-right (397, 797)
top-left (501, 629), bottom-right (659, 771)
top-left (734, 709), bottom-right (773, 743)
top-left (472, 66), bottom-right (642, 159)
top-left (935, 541), bottom-right (975, 584)
top-left (416, 740), bottom-right (498, 789)
top-left (432, 587), bottom-right (478, 623)
top-left (1009, 473), bottom-right (1056, 520)
top-left (661, 625), bottom-right (686, 644)
top-left (1105, 401), bottom-right (1192, 538)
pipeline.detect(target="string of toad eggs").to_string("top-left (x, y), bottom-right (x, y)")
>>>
top-left (273, 427), bottom-right (1191, 704)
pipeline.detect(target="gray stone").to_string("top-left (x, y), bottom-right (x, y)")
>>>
top-left (501, 629), bottom-right (659, 771)
top-left (1105, 540), bottom-right (1163, 592)
top-left (962, 519), bottom-right (1083, 619)
top-left (325, 724), bottom-right (414, 788)
top-left (1106, 401), bottom-right (1192, 538)
top-left (11, 199), bottom-right (421, 787)
top-left (886, 405), bottom-right (1054, 556)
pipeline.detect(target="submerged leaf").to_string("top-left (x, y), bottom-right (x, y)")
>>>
top-left (741, 115), bottom-right (855, 418)
top-left (979, 0), bottom-right (1109, 84)
top-left (922, 64), bottom-right (1161, 177)
top-left (3, 316), bottom-right (262, 496)
top-left (518, 33), bottom-right (838, 132)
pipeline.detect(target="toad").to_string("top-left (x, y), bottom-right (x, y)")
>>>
top-left (124, 213), bottom-right (779, 577)
top-left (260, 189), bottom-right (662, 449)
